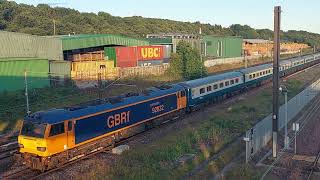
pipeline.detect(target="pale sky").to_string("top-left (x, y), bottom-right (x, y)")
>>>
top-left (13, 0), bottom-right (320, 34)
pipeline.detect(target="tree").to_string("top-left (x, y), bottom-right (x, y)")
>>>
top-left (0, 1), bottom-right (320, 47)
top-left (169, 41), bottom-right (207, 80)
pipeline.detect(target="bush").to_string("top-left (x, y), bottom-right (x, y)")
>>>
top-left (168, 41), bottom-right (207, 80)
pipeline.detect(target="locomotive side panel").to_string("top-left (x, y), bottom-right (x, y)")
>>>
top-left (74, 93), bottom-right (178, 144)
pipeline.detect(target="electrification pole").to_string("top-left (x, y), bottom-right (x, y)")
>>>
top-left (199, 27), bottom-right (203, 77)
top-left (272, 6), bottom-right (281, 158)
top-left (53, 19), bottom-right (56, 36)
top-left (24, 70), bottom-right (30, 115)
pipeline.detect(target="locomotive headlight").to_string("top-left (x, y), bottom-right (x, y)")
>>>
top-left (18, 143), bottom-right (24, 148)
top-left (37, 147), bottom-right (46, 152)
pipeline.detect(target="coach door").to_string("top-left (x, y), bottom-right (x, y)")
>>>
top-left (67, 121), bottom-right (75, 149)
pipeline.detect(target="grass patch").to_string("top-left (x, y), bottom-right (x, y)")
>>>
top-left (81, 71), bottom-right (319, 179)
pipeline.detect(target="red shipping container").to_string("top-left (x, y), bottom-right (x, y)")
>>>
top-left (137, 46), bottom-right (164, 61)
top-left (115, 47), bottom-right (138, 68)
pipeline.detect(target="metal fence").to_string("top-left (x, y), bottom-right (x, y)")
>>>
top-left (245, 78), bottom-right (320, 158)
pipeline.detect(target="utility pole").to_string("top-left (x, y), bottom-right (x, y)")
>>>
top-left (244, 49), bottom-right (248, 68)
top-left (24, 70), bottom-right (30, 115)
top-left (199, 27), bottom-right (203, 77)
top-left (53, 19), bottom-right (56, 36)
top-left (272, 6), bottom-right (281, 158)
top-left (98, 72), bottom-right (102, 99)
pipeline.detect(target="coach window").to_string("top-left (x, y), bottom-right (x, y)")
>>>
top-left (256, 73), bottom-right (259, 77)
top-left (200, 88), bottom-right (205, 94)
top-left (207, 86), bottom-right (212, 92)
top-left (253, 74), bottom-right (256, 78)
top-left (260, 72), bottom-right (263, 76)
top-left (49, 122), bottom-right (65, 136)
top-left (219, 83), bottom-right (224, 88)
top-left (225, 81), bottom-right (229, 86)
top-left (235, 78), bottom-right (239, 83)
top-left (213, 84), bottom-right (218, 90)
top-left (230, 80), bottom-right (234, 85)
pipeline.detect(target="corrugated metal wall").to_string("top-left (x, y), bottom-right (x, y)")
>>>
top-left (0, 31), bottom-right (63, 60)
top-left (61, 34), bottom-right (150, 51)
top-left (0, 58), bottom-right (50, 91)
top-left (203, 36), bottom-right (243, 58)
top-left (49, 60), bottom-right (71, 78)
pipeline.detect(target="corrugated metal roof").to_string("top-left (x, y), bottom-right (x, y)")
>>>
top-left (148, 38), bottom-right (173, 45)
top-left (182, 71), bottom-right (243, 88)
top-left (58, 34), bottom-right (150, 51)
top-left (204, 35), bottom-right (243, 39)
top-left (0, 31), bottom-right (63, 60)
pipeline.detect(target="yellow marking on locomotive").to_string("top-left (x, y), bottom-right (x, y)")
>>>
top-left (177, 91), bottom-right (187, 110)
top-left (18, 135), bottom-right (48, 156)
top-left (46, 131), bottom-right (69, 156)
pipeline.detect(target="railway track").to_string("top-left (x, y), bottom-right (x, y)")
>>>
top-left (2, 63), bottom-right (320, 179)
top-left (0, 139), bottom-right (19, 161)
top-left (307, 150), bottom-right (320, 180)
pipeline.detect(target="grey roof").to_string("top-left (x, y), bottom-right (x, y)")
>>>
top-left (239, 64), bottom-right (273, 74)
top-left (291, 56), bottom-right (304, 63)
top-left (243, 39), bottom-right (273, 44)
top-left (280, 60), bottom-right (292, 66)
top-left (181, 71), bottom-right (243, 88)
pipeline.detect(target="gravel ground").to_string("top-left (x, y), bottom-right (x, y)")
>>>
top-left (264, 92), bottom-right (320, 179)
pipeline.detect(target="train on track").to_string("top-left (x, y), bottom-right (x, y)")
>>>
top-left (16, 52), bottom-right (320, 171)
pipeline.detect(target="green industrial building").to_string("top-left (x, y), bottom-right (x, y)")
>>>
top-left (147, 34), bottom-right (242, 58)
top-left (0, 31), bottom-right (149, 91)
top-left (0, 57), bottom-right (50, 91)
top-left (202, 36), bottom-right (243, 58)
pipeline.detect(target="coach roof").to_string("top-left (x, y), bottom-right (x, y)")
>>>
top-left (180, 71), bottom-right (243, 88)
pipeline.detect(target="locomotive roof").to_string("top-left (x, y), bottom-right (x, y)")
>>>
top-left (24, 84), bottom-right (184, 124)
top-left (180, 71), bottom-right (243, 88)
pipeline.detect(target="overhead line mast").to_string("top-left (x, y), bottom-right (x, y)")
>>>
top-left (272, 6), bottom-right (281, 158)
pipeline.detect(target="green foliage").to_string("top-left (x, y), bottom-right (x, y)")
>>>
top-left (1, 0), bottom-right (320, 47)
top-left (167, 53), bottom-right (183, 79)
top-left (168, 41), bottom-right (206, 80)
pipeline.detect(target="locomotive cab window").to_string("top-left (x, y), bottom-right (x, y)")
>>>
top-left (200, 88), bottom-right (205, 94)
top-left (21, 121), bottom-right (47, 138)
top-left (49, 122), bottom-right (65, 136)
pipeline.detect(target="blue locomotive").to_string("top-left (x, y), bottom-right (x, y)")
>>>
top-left (17, 52), bottom-right (320, 171)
